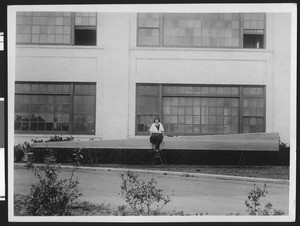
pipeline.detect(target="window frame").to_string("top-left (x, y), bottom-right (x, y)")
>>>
top-left (136, 13), bottom-right (163, 47)
top-left (14, 81), bottom-right (97, 135)
top-left (241, 13), bottom-right (266, 49)
top-left (135, 83), bottom-right (266, 136)
top-left (16, 12), bottom-right (97, 46)
top-left (137, 13), bottom-right (266, 49)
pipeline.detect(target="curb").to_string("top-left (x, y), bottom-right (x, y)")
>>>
top-left (14, 163), bottom-right (289, 185)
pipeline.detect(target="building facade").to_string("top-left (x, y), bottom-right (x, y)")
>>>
top-left (14, 12), bottom-right (291, 144)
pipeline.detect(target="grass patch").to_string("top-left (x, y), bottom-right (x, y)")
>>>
top-left (85, 164), bottom-right (289, 180)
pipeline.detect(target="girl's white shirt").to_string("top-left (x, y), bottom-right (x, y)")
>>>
top-left (149, 123), bottom-right (164, 133)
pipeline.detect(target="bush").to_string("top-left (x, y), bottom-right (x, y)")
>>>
top-left (14, 141), bottom-right (31, 162)
top-left (14, 145), bottom-right (25, 162)
top-left (25, 148), bottom-right (83, 216)
top-left (120, 170), bottom-right (171, 215)
top-left (31, 135), bottom-right (75, 163)
top-left (45, 135), bottom-right (74, 142)
top-left (31, 135), bottom-right (74, 143)
top-left (245, 184), bottom-right (285, 215)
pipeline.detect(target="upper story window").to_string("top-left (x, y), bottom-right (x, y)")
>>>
top-left (16, 12), bottom-right (97, 46)
top-left (243, 13), bottom-right (265, 49)
top-left (137, 13), bottom-right (265, 49)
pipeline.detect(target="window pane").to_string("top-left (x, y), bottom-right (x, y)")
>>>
top-left (201, 87), bottom-right (209, 94)
top-left (137, 85), bottom-right (159, 95)
top-left (185, 116), bottom-right (193, 124)
top-left (224, 87), bottom-right (231, 94)
top-left (185, 98), bottom-right (193, 106)
top-left (74, 95), bottom-right (95, 114)
top-left (193, 107), bottom-right (200, 115)
top-left (193, 116), bottom-right (200, 124)
top-left (208, 87), bottom-right (217, 94)
top-left (75, 28), bottom-right (96, 46)
top-left (22, 84), bottom-right (31, 92)
top-left (136, 96), bottom-right (159, 115)
top-left (178, 124), bottom-right (185, 133)
top-left (257, 87), bottom-right (264, 95)
top-left (54, 84), bottom-right (62, 92)
top-left (75, 12), bottom-right (97, 26)
top-left (163, 86), bottom-right (170, 94)
top-left (162, 13), bottom-right (241, 48)
top-left (138, 13), bottom-right (160, 27)
top-left (16, 12), bottom-right (73, 45)
top-left (232, 87), bottom-right (239, 95)
top-left (163, 106), bottom-right (170, 115)
top-left (170, 106), bottom-right (177, 114)
top-left (217, 87), bottom-right (223, 94)
top-left (177, 106), bottom-right (185, 115)
top-left (170, 124), bottom-right (177, 133)
top-left (138, 28), bottom-right (159, 46)
top-left (21, 122), bottom-right (29, 130)
top-left (73, 94), bottom-right (95, 134)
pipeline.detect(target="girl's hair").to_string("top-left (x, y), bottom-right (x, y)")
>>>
top-left (153, 117), bottom-right (160, 122)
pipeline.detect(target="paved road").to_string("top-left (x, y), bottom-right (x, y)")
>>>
top-left (14, 166), bottom-right (289, 215)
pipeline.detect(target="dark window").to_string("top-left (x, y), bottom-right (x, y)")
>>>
top-left (74, 27), bottom-right (96, 45)
top-left (136, 84), bottom-right (265, 136)
top-left (243, 34), bottom-right (264, 49)
top-left (15, 82), bottom-right (96, 135)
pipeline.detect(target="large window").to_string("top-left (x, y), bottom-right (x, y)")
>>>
top-left (16, 12), bottom-right (97, 45)
top-left (136, 84), bottom-right (265, 136)
top-left (15, 82), bottom-right (96, 135)
top-left (137, 13), bottom-right (265, 48)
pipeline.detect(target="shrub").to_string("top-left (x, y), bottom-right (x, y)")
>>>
top-left (14, 145), bottom-right (25, 162)
top-left (45, 135), bottom-right (74, 142)
top-left (120, 170), bottom-right (171, 215)
top-left (279, 138), bottom-right (289, 152)
top-left (30, 135), bottom-right (75, 163)
top-left (25, 148), bottom-right (83, 216)
top-left (14, 141), bottom-right (31, 162)
top-left (245, 184), bottom-right (285, 215)
top-left (31, 135), bottom-right (74, 143)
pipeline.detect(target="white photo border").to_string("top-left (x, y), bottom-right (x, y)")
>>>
top-left (7, 3), bottom-right (297, 222)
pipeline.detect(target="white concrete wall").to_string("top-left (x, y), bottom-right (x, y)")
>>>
top-left (128, 13), bottom-right (278, 140)
top-left (15, 13), bottom-right (131, 143)
top-left (98, 13), bottom-right (130, 140)
top-left (14, 12), bottom-right (292, 144)
top-left (272, 13), bottom-right (291, 143)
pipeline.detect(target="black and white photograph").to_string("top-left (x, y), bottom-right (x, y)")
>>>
top-left (7, 3), bottom-right (297, 222)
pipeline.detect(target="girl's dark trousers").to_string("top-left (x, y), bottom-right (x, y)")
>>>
top-left (150, 133), bottom-right (164, 150)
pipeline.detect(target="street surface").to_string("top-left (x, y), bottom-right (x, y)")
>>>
top-left (14, 166), bottom-right (289, 215)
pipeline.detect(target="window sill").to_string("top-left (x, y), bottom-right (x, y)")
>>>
top-left (14, 133), bottom-right (102, 140)
top-left (131, 46), bottom-right (274, 53)
top-left (16, 44), bottom-right (105, 50)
